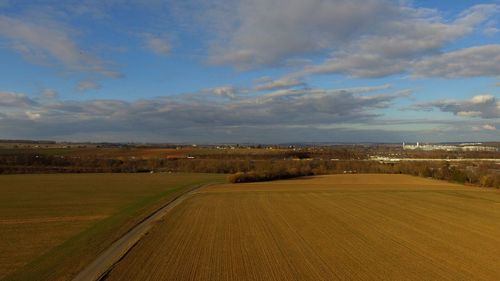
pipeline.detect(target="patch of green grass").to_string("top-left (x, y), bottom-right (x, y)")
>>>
top-left (0, 148), bottom-right (78, 156)
top-left (0, 173), bottom-right (225, 280)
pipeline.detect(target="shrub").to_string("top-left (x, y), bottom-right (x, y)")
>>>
top-left (228, 167), bottom-right (313, 183)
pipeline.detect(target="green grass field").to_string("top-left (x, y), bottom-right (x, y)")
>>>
top-left (0, 173), bottom-right (224, 281)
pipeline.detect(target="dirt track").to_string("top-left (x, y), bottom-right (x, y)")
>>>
top-left (72, 184), bottom-right (210, 281)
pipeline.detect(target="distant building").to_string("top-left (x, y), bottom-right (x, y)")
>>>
top-left (402, 142), bottom-right (497, 152)
top-left (460, 146), bottom-right (497, 152)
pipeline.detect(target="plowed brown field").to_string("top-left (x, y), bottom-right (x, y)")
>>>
top-left (0, 173), bottom-right (224, 281)
top-left (106, 174), bottom-right (500, 281)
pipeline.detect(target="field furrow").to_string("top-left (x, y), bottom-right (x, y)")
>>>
top-left (105, 174), bottom-right (500, 281)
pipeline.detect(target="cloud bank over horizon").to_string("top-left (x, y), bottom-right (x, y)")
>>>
top-left (0, 0), bottom-right (498, 142)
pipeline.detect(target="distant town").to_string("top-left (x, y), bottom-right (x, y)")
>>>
top-left (402, 142), bottom-right (497, 152)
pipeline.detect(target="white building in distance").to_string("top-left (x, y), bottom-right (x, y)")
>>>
top-left (402, 142), bottom-right (497, 152)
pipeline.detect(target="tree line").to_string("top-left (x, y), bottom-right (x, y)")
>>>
top-left (0, 152), bottom-right (498, 188)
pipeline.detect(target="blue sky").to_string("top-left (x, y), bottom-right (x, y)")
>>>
top-left (0, 0), bottom-right (498, 143)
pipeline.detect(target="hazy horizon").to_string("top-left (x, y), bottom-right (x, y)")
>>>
top-left (0, 0), bottom-right (498, 142)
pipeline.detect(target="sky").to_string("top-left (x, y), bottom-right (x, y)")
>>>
top-left (0, 0), bottom-right (499, 143)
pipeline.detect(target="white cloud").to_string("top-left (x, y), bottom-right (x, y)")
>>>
top-left (457, 111), bottom-right (482, 117)
top-left (77, 80), bottom-right (100, 91)
top-left (483, 26), bottom-right (499, 36)
top-left (254, 77), bottom-right (305, 91)
top-left (471, 95), bottom-right (495, 104)
top-left (482, 124), bottom-right (497, 131)
top-left (292, 4), bottom-right (499, 78)
top-left (472, 124), bottom-right (497, 131)
top-left (41, 88), bottom-right (58, 99)
top-left (415, 94), bottom-right (500, 119)
top-left (482, 18), bottom-right (500, 37)
top-left (143, 33), bottom-right (171, 56)
top-left (413, 45), bottom-right (500, 78)
top-left (3, 86), bottom-right (498, 142)
top-left (0, 91), bottom-right (37, 107)
top-left (209, 0), bottom-right (398, 68)
top-left (206, 1), bottom-right (498, 73)
top-left (0, 85), bottom-right (411, 141)
top-left (296, 52), bottom-right (410, 78)
top-left (205, 86), bottom-right (239, 98)
top-left (25, 111), bottom-right (41, 121)
top-left (0, 15), bottom-right (120, 78)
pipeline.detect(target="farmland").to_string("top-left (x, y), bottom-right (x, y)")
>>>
top-left (0, 173), bottom-right (224, 281)
top-left (106, 174), bottom-right (500, 281)
top-left (1, 141), bottom-right (498, 188)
